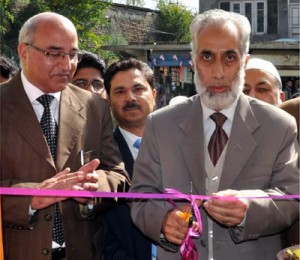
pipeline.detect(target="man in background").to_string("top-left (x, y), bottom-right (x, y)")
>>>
top-left (72, 50), bottom-right (107, 99)
top-left (244, 57), bottom-right (284, 106)
top-left (0, 12), bottom-right (128, 260)
top-left (103, 58), bottom-right (156, 260)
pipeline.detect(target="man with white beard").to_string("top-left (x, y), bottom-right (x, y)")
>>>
top-left (129, 9), bottom-right (299, 260)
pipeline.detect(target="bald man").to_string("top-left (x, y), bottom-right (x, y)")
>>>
top-left (244, 58), bottom-right (285, 106)
top-left (0, 12), bottom-right (128, 260)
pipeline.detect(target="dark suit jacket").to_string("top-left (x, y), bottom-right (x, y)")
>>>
top-left (103, 127), bottom-right (151, 260)
top-left (130, 94), bottom-right (299, 260)
top-left (279, 97), bottom-right (300, 248)
top-left (0, 73), bottom-right (129, 260)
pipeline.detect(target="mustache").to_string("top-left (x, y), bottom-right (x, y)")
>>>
top-left (123, 102), bottom-right (141, 110)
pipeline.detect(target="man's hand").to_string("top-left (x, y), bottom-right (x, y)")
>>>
top-left (30, 159), bottom-right (100, 209)
top-left (73, 159), bottom-right (101, 204)
top-left (204, 189), bottom-right (248, 226)
top-left (162, 200), bottom-right (201, 245)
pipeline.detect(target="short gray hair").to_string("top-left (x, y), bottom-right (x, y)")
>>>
top-left (190, 9), bottom-right (251, 64)
top-left (18, 12), bottom-right (76, 44)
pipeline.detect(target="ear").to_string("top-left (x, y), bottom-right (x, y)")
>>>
top-left (152, 87), bottom-right (157, 99)
top-left (18, 43), bottom-right (28, 67)
top-left (280, 91), bottom-right (286, 103)
top-left (244, 54), bottom-right (251, 68)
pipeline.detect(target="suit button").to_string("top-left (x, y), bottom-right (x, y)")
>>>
top-left (42, 248), bottom-right (49, 255)
top-left (200, 239), bottom-right (206, 247)
top-left (44, 214), bottom-right (52, 221)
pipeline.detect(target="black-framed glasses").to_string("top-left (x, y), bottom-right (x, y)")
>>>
top-left (25, 43), bottom-right (82, 63)
top-left (72, 79), bottom-right (104, 91)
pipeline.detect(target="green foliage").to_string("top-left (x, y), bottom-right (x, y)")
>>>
top-left (1, 0), bottom-right (113, 61)
top-left (0, 0), bottom-right (15, 34)
top-left (156, 0), bottom-right (195, 43)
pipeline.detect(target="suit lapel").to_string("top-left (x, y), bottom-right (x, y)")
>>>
top-left (178, 96), bottom-right (206, 195)
top-left (2, 74), bottom-right (55, 167)
top-left (56, 87), bottom-right (86, 171)
top-left (114, 127), bottom-right (134, 179)
top-left (219, 94), bottom-right (259, 190)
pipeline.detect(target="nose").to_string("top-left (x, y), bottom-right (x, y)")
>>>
top-left (86, 84), bottom-right (94, 93)
top-left (212, 60), bottom-right (225, 79)
top-left (126, 90), bottom-right (137, 101)
top-left (248, 88), bottom-right (257, 98)
top-left (57, 55), bottom-right (73, 71)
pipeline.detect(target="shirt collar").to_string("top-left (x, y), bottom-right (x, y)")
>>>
top-left (201, 97), bottom-right (239, 123)
top-left (21, 70), bottom-right (61, 103)
top-left (118, 127), bottom-right (141, 148)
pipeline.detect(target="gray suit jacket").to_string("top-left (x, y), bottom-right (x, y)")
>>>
top-left (130, 94), bottom-right (299, 260)
top-left (0, 73), bottom-right (129, 260)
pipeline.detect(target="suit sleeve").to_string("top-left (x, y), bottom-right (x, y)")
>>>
top-left (230, 117), bottom-right (299, 242)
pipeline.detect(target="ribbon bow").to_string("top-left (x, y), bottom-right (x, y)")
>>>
top-left (164, 188), bottom-right (202, 260)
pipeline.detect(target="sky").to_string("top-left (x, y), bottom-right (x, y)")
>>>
top-left (113, 0), bottom-right (199, 12)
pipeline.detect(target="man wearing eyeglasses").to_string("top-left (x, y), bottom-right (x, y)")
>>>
top-left (72, 50), bottom-right (107, 99)
top-left (0, 12), bottom-right (129, 260)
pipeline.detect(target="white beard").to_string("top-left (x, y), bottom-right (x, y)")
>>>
top-left (195, 68), bottom-right (244, 111)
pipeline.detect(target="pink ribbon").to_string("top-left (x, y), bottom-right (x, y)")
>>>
top-left (164, 189), bottom-right (202, 260)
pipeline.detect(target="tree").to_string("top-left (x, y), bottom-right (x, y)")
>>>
top-left (156, 0), bottom-right (195, 43)
top-left (0, 0), bottom-right (112, 61)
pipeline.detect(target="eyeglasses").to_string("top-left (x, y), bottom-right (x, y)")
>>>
top-left (25, 43), bottom-right (82, 63)
top-left (72, 79), bottom-right (104, 91)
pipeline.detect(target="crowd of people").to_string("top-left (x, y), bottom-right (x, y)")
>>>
top-left (0, 9), bottom-right (299, 260)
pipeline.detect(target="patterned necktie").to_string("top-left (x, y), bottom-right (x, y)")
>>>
top-left (208, 112), bottom-right (228, 166)
top-left (37, 95), bottom-right (64, 246)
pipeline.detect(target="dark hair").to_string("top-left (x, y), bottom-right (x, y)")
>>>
top-left (74, 50), bottom-right (106, 77)
top-left (0, 54), bottom-right (18, 79)
top-left (104, 58), bottom-right (154, 96)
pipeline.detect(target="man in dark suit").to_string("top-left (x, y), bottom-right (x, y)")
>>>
top-left (130, 9), bottom-right (299, 260)
top-left (0, 12), bottom-right (128, 260)
top-left (102, 58), bottom-right (156, 259)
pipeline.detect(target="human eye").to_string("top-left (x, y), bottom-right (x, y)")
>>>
top-left (73, 79), bottom-right (87, 88)
top-left (257, 87), bottom-right (269, 93)
top-left (92, 80), bottom-right (104, 90)
top-left (225, 52), bottom-right (237, 62)
top-left (113, 88), bottom-right (125, 95)
top-left (133, 85), bottom-right (146, 93)
top-left (200, 52), bottom-right (212, 62)
top-left (243, 87), bottom-right (250, 95)
top-left (47, 50), bottom-right (61, 58)
top-left (68, 51), bottom-right (78, 60)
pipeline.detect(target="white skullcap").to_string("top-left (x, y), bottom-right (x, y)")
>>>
top-left (245, 58), bottom-right (282, 85)
top-left (169, 95), bottom-right (188, 105)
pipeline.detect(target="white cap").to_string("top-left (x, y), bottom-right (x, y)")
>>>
top-left (245, 58), bottom-right (282, 86)
top-left (169, 95), bottom-right (188, 105)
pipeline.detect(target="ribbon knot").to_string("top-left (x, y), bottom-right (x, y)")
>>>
top-left (164, 189), bottom-right (202, 260)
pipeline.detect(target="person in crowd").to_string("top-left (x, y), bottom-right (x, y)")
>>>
top-left (130, 9), bottom-right (299, 260)
top-left (284, 79), bottom-right (295, 100)
top-left (0, 53), bottom-right (18, 83)
top-left (244, 57), bottom-right (284, 106)
top-left (0, 12), bottom-right (129, 260)
top-left (72, 50), bottom-right (107, 99)
top-left (292, 78), bottom-right (300, 98)
top-left (102, 58), bottom-right (156, 259)
top-left (279, 97), bottom-right (300, 249)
